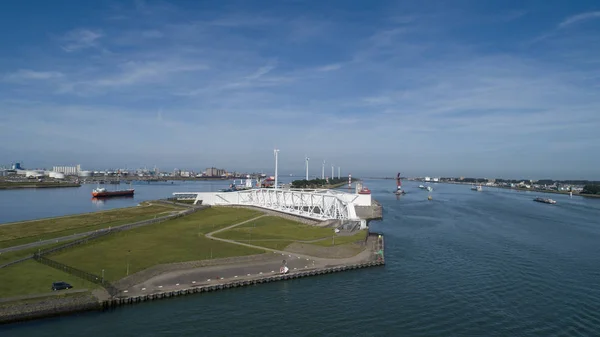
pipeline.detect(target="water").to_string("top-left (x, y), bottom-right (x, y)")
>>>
top-left (2, 179), bottom-right (600, 336)
top-left (0, 178), bottom-right (292, 224)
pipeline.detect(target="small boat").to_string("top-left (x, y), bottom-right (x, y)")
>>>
top-left (471, 185), bottom-right (483, 192)
top-left (358, 187), bottom-right (371, 195)
top-left (92, 187), bottom-right (134, 198)
top-left (534, 197), bottom-right (556, 204)
top-left (419, 185), bottom-right (433, 191)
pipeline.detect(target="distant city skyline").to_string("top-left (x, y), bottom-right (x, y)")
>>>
top-left (1, 1), bottom-right (599, 180)
top-left (2, 155), bottom-right (596, 181)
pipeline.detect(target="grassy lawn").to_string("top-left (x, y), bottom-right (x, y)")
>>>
top-left (0, 237), bottom-right (86, 266)
top-left (0, 260), bottom-right (99, 298)
top-left (49, 207), bottom-right (265, 281)
top-left (245, 240), bottom-right (295, 250)
top-left (311, 230), bottom-right (367, 247)
top-left (214, 215), bottom-right (368, 249)
top-left (0, 203), bottom-right (183, 249)
top-left (214, 216), bottom-right (334, 242)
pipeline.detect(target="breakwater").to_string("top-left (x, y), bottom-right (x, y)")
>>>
top-left (104, 260), bottom-right (385, 309)
top-left (0, 183), bottom-right (81, 190)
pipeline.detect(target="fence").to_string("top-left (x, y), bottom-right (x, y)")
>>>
top-left (37, 205), bottom-right (208, 256)
top-left (33, 255), bottom-right (119, 296)
top-left (27, 202), bottom-right (209, 297)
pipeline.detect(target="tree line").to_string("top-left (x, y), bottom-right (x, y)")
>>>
top-left (582, 185), bottom-right (600, 195)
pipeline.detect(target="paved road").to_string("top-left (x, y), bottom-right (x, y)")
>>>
top-left (132, 253), bottom-right (316, 290)
top-left (121, 216), bottom-right (377, 296)
top-left (0, 206), bottom-right (188, 254)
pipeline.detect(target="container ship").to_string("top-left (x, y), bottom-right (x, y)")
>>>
top-left (92, 187), bottom-right (134, 198)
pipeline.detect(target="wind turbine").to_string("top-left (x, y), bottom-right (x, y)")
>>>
top-left (305, 156), bottom-right (309, 180)
top-left (274, 149), bottom-right (280, 189)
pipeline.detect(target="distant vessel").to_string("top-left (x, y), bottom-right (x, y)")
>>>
top-left (92, 187), bottom-right (134, 198)
top-left (358, 186), bottom-right (371, 195)
top-left (420, 185), bottom-right (433, 192)
top-left (471, 185), bottom-right (483, 192)
top-left (394, 173), bottom-right (406, 195)
top-left (534, 197), bottom-right (556, 204)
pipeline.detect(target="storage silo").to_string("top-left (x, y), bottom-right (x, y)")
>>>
top-left (79, 170), bottom-right (92, 177)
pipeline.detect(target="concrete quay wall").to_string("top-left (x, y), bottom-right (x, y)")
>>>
top-left (103, 259), bottom-right (385, 309)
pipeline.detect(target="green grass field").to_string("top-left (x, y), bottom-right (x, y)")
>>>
top-left (49, 207), bottom-right (265, 281)
top-left (0, 203), bottom-right (183, 249)
top-left (214, 216), bottom-right (334, 241)
top-left (0, 239), bottom-right (81, 266)
top-left (310, 230), bottom-right (367, 247)
top-left (0, 260), bottom-right (99, 298)
top-left (214, 215), bottom-right (367, 248)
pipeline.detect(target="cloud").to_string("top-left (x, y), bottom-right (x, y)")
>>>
top-left (246, 60), bottom-right (278, 80)
top-left (317, 64), bottom-right (342, 72)
top-left (4, 69), bottom-right (64, 81)
top-left (141, 30), bottom-right (164, 38)
top-left (2, 3), bottom-right (600, 178)
top-left (559, 11), bottom-right (600, 29)
top-left (60, 29), bottom-right (103, 52)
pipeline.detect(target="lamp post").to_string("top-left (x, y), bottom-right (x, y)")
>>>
top-left (338, 167), bottom-right (340, 179)
top-left (274, 149), bottom-right (279, 189)
top-left (126, 250), bottom-right (131, 276)
top-left (305, 156), bottom-right (309, 180)
top-left (331, 165), bottom-right (334, 180)
top-left (322, 160), bottom-right (325, 179)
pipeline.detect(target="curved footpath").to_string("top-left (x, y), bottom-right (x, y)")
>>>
top-left (122, 215), bottom-right (377, 297)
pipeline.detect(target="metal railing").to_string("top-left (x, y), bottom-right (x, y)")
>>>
top-left (33, 255), bottom-right (119, 296)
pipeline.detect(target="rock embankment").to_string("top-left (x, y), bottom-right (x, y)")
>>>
top-left (0, 292), bottom-right (100, 325)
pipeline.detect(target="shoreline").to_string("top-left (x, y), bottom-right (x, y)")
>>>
top-left (0, 183), bottom-right (81, 190)
top-left (410, 180), bottom-right (600, 199)
top-left (0, 233), bottom-right (384, 325)
top-left (0, 195), bottom-right (385, 326)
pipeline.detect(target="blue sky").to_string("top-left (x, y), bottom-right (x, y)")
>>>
top-left (1, 0), bottom-right (599, 179)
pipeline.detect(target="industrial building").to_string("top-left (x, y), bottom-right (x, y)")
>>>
top-left (48, 172), bottom-right (65, 179)
top-left (205, 167), bottom-right (226, 177)
top-left (53, 165), bottom-right (81, 175)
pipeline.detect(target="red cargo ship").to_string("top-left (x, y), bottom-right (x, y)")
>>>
top-left (92, 187), bottom-right (135, 198)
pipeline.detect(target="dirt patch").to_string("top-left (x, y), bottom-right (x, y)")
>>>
top-left (284, 242), bottom-right (365, 259)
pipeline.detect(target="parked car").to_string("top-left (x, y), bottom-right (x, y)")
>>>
top-left (51, 281), bottom-right (73, 291)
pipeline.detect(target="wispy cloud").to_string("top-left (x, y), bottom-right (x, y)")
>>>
top-left (246, 60), bottom-right (278, 80)
top-left (317, 64), bottom-right (342, 72)
top-left (60, 29), bottom-right (103, 52)
top-left (1, 1), bottom-right (599, 178)
top-left (559, 11), bottom-right (600, 29)
top-left (4, 69), bottom-right (64, 81)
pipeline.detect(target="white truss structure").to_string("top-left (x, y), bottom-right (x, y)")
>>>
top-left (173, 188), bottom-right (361, 221)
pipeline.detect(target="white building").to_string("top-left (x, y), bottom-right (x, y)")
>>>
top-left (53, 164), bottom-right (81, 175)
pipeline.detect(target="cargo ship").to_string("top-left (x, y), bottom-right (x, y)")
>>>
top-left (92, 187), bottom-right (134, 198)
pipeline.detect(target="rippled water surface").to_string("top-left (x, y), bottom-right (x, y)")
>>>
top-left (2, 179), bottom-right (600, 336)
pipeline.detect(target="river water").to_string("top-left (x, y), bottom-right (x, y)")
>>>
top-left (2, 179), bottom-right (600, 336)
